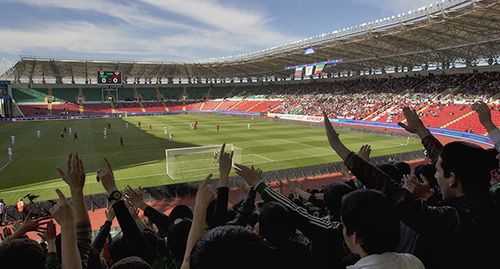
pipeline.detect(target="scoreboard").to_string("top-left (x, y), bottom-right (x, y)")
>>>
top-left (98, 71), bottom-right (122, 84)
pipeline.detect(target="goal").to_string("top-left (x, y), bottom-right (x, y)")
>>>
top-left (166, 144), bottom-right (242, 179)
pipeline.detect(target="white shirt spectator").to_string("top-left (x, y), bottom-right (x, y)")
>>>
top-left (346, 253), bottom-right (424, 269)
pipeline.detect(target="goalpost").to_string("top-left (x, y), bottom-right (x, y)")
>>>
top-left (165, 144), bottom-right (242, 179)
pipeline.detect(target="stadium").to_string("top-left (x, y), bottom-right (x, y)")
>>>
top-left (0, 0), bottom-right (499, 268)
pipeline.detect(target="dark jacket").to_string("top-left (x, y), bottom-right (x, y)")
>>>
top-left (256, 182), bottom-right (355, 269)
top-left (344, 134), bottom-right (495, 269)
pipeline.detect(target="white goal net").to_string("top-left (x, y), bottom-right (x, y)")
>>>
top-left (166, 144), bottom-right (242, 179)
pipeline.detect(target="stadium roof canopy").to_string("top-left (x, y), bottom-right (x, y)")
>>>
top-left (3, 0), bottom-right (500, 84)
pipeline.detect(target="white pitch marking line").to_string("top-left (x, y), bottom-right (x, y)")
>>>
top-left (0, 143), bottom-right (413, 193)
top-left (253, 153), bottom-right (274, 162)
top-left (0, 160), bottom-right (12, 172)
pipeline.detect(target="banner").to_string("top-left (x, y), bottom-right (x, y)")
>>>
top-left (305, 65), bottom-right (314, 76)
top-left (314, 63), bottom-right (325, 74)
top-left (294, 67), bottom-right (303, 77)
top-left (269, 113), bottom-right (323, 123)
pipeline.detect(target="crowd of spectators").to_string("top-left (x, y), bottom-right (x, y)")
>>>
top-left (0, 100), bottom-right (499, 269)
top-left (269, 72), bottom-right (500, 123)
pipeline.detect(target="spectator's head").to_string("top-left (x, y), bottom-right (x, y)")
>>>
top-left (414, 164), bottom-right (438, 189)
top-left (437, 142), bottom-right (492, 203)
top-left (322, 182), bottom-right (354, 221)
top-left (395, 161), bottom-right (411, 176)
top-left (166, 218), bottom-right (192, 262)
top-left (190, 226), bottom-right (270, 269)
top-left (110, 256), bottom-right (151, 269)
top-left (0, 238), bottom-right (45, 269)
top-left (258, 202), bottom-right (295, 247)
top-left (341, 189), bottom-right (399, 257)
top-left (166, 205), bottom-right (193, 228)
top-left (377, 164), bottom-right (403, 184)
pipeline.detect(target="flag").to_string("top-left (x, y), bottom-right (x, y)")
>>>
top-left (314, 63), bottom-right (325, 75)
top-left (294, 67), bottom-right (303, 77)
top-left (305, 65), bottom-right (314, 76)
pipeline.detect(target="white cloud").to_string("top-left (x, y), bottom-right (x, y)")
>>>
top-left (139, 0), bottom-right (296, 46)
top-left (10, 0), bottom-right (200, 31)
top-left (0, 0), bottom-right (299, 61)
top-left (0, 21), bottom-right (194, 58)
top-left (0, 20), bottom-right (287, 61)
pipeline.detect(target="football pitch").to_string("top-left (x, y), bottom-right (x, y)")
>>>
top-left (0, 114), bottom-right (422, 204)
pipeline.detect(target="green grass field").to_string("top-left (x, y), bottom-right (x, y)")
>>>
top-left (0, 114), bottom-right (422, 204)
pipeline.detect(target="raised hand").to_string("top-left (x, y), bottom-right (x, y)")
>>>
top-left (57, 152), bottom-right (86, 193)
top-left (398, 107), bottom-right (431, 138)
top-left (38, 220), bottom-right (57, 253)
top-left (323, 111), bottom-right (341, 149)
top-left (358, 145), bottom-right (372, 162)
top-left (403, 174), bottom-right (433, 201)
top-left (37, 220), bottom-right (56, 242)
top-left (16, 212), bottom-right (49, 236)
top-left (218, 143), bottom-right (234, 187)
top-left (125, 185), bottom-right (146, 210)
top-left (97, 157), bottom-right (117, 194)
top-left (0, 227), bottom-right (13, 241)
top-left (472, 101), bottom-right (496, 131)
top-left (323, 111), bottom-right (352, 160)
top-left (195, 174), bottom-right (216, 209)
top-left (50, 189), bottom-right (76, 227)
top-left (234, 164), bottom-right (263, 186)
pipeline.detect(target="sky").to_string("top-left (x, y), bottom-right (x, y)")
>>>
top-left (0, 0), bottom-right (439, 64)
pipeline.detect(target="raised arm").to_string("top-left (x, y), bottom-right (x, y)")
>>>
top-left (125, 186), bottom-right (170, 236)
top-left (181, 174), bottom-right (215, 269)
top-left (324, 112), bottom-right (461, 236)
top-left (57, 152), bottom-right (91, 268)
top-left (234, 164), bottom-right (341, 237)
top-left (227, 187), bottom-right (256, 226)
top-left (398, 107), bottom-right (442, 164)
top-left (211, 144), bottom-right (233, 228)
top-left (2, 212), bottom-right (49, 242)
top-left (51, 189), bottom-right (82, 269)
top-left (323, 112), bottom-right (352, 160)
top-left (97, 157), bottom-right (155, 263)
top-left (323, 112), bottom-right (399, 192)
top-left (90, 208), bottom-right (114, 253)
top-left (39, 221), bottom-right (59, 269)
top-left (473, 101), bottom-right (500, 150)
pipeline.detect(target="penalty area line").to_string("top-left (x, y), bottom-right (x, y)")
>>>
top-left (0, 160), bottom-right (12, 172)
top-left (253, 154), bottom-right (275, 162)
